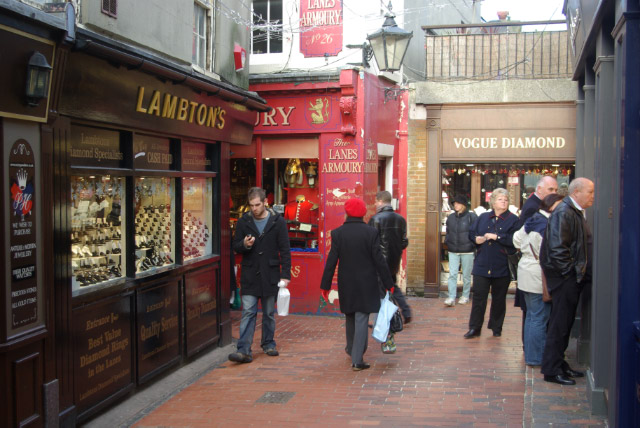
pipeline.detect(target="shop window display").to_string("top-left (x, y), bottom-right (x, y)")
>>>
top-left (182, 178), bottom-right (213, 261)
top-left (230, 157), bottom-right (319, 250)
top-left (71, 175), bottom-right (126, 292)
top-left (134, 177), bottom-right (174, 274)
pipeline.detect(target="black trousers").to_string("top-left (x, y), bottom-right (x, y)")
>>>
top-left (468, 275), bottom-right (511, 333)
top-left (541, 273), bottom-right (583, 376)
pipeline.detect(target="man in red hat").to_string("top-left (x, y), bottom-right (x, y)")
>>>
top-left (320, 198), bottom-right (395, 371)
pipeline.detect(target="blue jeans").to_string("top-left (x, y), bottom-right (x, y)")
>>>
top-left (237, 294), bottom-right (276, 355)
top-left (522, 291), bottom-right (551, 365)
top-left (447, 252), bottom-right (474, 299)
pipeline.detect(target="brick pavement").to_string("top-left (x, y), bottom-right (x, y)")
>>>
top-left (131, 297), bottom-right (607, 428)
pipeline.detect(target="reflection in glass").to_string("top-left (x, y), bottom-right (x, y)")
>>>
top-left (183, 178), bottom-right (212, 261)
top-left (71, 175), bottom-right (125, 292)
top-left (134, 177), bottom-right (174, 274)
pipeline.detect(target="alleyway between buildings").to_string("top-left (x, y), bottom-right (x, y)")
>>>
top-left (86, 297), bottom-right (608, 427)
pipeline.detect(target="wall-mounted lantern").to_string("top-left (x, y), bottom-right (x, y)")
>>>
top-left (25, 51), bottom-right (52, 107)
top-left (366, 5), bottom-right (413, 72)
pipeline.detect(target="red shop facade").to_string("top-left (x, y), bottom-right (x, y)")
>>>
top-left (231, 69), bottom-right (405, 314)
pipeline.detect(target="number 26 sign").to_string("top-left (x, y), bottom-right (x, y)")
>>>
top-left (300, 0), bottom-right (343, 57)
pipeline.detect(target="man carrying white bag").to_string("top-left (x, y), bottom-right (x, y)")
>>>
top-left (276, 280), bottom-right (290, 316)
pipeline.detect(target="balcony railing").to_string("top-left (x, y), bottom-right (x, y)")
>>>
top-left (422, 21), bottom-right (571, 81)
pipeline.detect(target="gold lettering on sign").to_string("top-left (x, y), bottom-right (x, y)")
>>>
top-left (136, 87), bottom-right (226, 129)
top-left (452, 136), bottom-right (567, 150)
top-left (291, 265), bottom-right (301, 278)
top-left (255, 106), bottom-right (296, 127)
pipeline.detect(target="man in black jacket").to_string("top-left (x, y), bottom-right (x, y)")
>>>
top-left (444, 194), bottom-right (477, 306)
top-left (368, 191), bottom-right (411, 322)
top-left (321, 198), bottom-right (395, 371)
top-left (539, 177), bottom-right (594, 385)
top-left (228, 187), bottom-right (291, 364)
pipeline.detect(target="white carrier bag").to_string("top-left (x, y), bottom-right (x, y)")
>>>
top-left (276, 280), bottom-right (290, 316)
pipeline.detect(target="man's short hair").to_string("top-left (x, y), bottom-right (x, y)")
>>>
top-left (376, 191), bottom-right (392, 204)
top-left (536, 175), bottom-right (556, 190)
top-left (247, 187), bottom-right (266, 202)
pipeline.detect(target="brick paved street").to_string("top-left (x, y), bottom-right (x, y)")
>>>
top-left (114, 297), bottom-right (605, 427)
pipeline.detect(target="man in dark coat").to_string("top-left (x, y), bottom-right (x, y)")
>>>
top-left (539, 178), bottom-right (594, 385)
top-left (368, 191), bottom-right (411, 322)
top-left (228, 187), bottom-right (291, 363)
top-left (320, 198), bottom-right (395, 371)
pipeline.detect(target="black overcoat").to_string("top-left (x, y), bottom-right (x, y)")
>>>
top-left (320, 217), bottom-right (394, 314)
top-left (233, 210), bottom-right (291, 297)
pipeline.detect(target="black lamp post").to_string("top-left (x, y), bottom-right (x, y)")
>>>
top-left (25, 51), bottom-right (52, 107)
top-left (366, 8), bottom-right (413, 72)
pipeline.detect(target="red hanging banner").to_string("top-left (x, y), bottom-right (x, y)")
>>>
top-left (299, 0), bottom-right (343, 57)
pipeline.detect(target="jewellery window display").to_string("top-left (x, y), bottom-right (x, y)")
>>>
top-left (134, 177), bottom-right (175, 274)
top-left (71, 175), bottom-right (126, 293)
top-left (182, 178), bottom-right (213, 261)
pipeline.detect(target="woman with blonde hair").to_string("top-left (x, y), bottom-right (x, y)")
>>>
top-left (464, 188), bottom-right (520, 338)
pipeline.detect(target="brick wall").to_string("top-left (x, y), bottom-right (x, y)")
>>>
top-left (405, 106), bottom-right (427, 292)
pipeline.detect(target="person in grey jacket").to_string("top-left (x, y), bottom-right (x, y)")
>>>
top-left (443, 194), bottom-right (477, 306)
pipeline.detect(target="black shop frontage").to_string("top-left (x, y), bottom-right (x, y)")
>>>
top-left (0, 22), bottom-right (268, 427)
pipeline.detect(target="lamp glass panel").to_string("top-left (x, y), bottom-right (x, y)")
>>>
top-left (369, 36), bottom-right (387, 70)
top-left (35, 69), bottom-right (49, 98)
top-left (386, 36), bottom-right (411, 70)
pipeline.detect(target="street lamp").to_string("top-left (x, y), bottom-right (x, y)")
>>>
top-left (366, 6), bottom-right (413, 72)
top-left (25, 51), bottom-right (52, 107)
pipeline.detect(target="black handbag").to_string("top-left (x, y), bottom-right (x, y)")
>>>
top-left (389, 295), bottom-right (404, 333)
top-left (507, 250), bottom-right (522, 281)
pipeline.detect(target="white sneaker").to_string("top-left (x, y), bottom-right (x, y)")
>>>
top-left (444, 298), bottom-right (455, 307)
top-left (458, 296), bottom-right (470, 304)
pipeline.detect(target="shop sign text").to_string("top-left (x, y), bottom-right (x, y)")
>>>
top-left (453, 136), bottom-right (567, 150)
top-left (135, 86), bottom-right (226, 129)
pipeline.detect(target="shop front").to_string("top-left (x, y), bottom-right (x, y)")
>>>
top-left (414, 103), bottom-right (576, 295)
top-left (238, 69), bottom-right (403, 314)
top-left (32, 32), bottom-right (266, 425)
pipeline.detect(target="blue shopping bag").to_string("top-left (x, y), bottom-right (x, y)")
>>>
top-left (372, 292), bottom-right (398, 343)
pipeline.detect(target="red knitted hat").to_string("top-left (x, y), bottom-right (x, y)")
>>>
top-left (344, 198), bottom-right (367, 217)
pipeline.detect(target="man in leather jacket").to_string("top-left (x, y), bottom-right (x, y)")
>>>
top-left (368, 191), bottom-right (411, 322)
top-left (539, 178), bottom-right (594, 385)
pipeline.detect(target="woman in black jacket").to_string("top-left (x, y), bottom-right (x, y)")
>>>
top-left (464, 188), bottom-right (519, 339)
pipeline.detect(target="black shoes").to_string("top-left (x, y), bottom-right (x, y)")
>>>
top-left (404, 316), bottom-right (412, 324)
top-left (493, 331), bottom-right (502, 337)
top-left (563, 368), bottom-right (584, 378)
top-left (228, 352), bottom-right (253, 363)
top-left (544, 374), bottom-right (576, 385)
top-left (464, 329), bottom-right (481, 339)
top-left (352, 362), bottom-right (370, 371)
top-left (264, 348), bottom-right (279, 356)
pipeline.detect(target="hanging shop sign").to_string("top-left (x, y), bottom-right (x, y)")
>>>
top-left (70, 125), bottom-right (124, 169)
top-left (441, 130), bottom-right (576, 161)
top-left (8, 140), bottom-right (40, 331)
top-left (254, 95), bottom-right (342, 133)
top-left (299, 0), bottom-right (343, 57)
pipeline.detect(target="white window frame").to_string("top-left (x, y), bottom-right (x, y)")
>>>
top-left (251, 0), bottom-right (283, 55)
top-left (193, 0), bottom-right (214, 73)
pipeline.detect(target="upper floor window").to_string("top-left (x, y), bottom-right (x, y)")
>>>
top-left (101, 0), bottom-right (117, 18)
top-left (193, 0), bottom-right (214, 71)
top-left (252, 0), bottom-right (282, 54)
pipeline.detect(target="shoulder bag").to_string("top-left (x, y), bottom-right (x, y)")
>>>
top-left (529, 243), bottom-right (551, 302)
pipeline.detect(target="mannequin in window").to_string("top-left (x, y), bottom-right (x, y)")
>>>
top-left (284, 195), bottom-right (318, 225)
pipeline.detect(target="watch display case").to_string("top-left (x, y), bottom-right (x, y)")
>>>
top-left (71, 175), bottom-right (126, 292)
top-left (135, 177), bottom-right (174, 274)
top-left (182, 178), bottom-right (213, 261)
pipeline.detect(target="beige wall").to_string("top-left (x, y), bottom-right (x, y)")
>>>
top-left (80, 0), bottom-right (193, 64)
